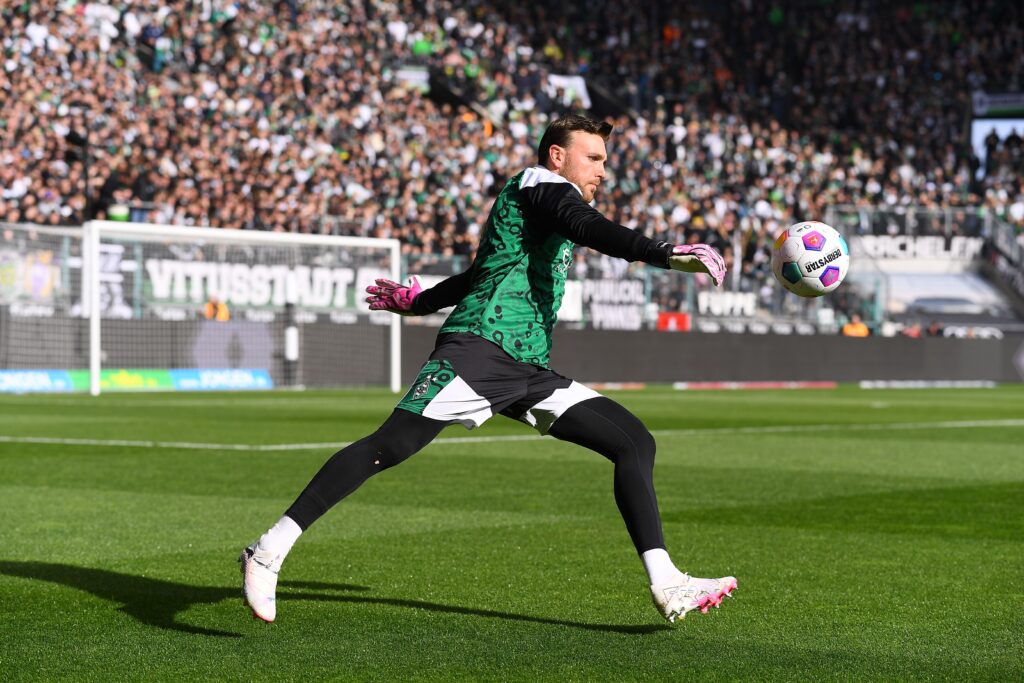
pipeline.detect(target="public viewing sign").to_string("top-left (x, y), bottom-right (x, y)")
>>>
top-left (581, 279), bottom-right (645, 330)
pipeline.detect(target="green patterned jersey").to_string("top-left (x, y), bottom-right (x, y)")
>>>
top-left (440, 168), bottom-right (575, 366)
top-left (421, 165), bottom-right (672, 368)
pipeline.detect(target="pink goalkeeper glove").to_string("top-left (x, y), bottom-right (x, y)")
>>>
top-left (668, 244), bottom-right (727, 287)
top-left (365, 276), bottom-right (423, 315)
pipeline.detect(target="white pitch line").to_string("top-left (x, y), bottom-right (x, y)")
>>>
top-left (1, 419), bottom-right (1022, 452)
top-left (0, 436), bottom-right (267, 451)
top-left (653, 418), bottom-right (1024, 437)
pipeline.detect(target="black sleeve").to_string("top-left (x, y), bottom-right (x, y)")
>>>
top-left (521, 181), bottom-right (673, 268)
top-left (410, 268), bottom-right (474, 315)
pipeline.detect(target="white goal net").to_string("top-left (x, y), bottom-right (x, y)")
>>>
top-left (1, 221), bottom-right (401, 394)
top-left (0, 223), bottom-right (87, 392)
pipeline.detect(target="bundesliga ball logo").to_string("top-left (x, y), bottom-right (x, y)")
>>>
top-left (770, 221), bottom-right (850, 298)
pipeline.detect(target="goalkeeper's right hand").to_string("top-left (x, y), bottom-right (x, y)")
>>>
top-left (667, 243), bottom-right (727, 287)
top-left (365, 276), bottom-right (423, 315)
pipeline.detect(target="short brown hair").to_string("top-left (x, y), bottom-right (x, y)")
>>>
top-left (537, 114), bottom-right (613, 166)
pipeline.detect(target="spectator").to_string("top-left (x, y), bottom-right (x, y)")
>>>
top-left (842, 313), bottom-right (870, 337)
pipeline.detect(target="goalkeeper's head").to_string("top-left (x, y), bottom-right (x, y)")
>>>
top-left (538, 114), bottom-right (613, 203)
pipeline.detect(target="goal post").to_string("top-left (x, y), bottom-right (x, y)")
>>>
top-left (78, 220), bottom-right (402, 395)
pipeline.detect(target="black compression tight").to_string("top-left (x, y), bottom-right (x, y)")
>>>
top-left (285, 398), bottom-right (664, 555)
top-left (548, 397), bottom-right (665, 554)
top-left (285, 410), bottom-right (445, 529)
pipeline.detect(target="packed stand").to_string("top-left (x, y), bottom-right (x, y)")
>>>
top-left (0, 0), bottom-right (532, 257)
top-left (2, 0), bottom-right (1023, 324)
top-left (421, 0), bottom-right (1024, 315)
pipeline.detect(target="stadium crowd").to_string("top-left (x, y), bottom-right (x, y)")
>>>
top-left (2, 0), bottom-right (1023, 305)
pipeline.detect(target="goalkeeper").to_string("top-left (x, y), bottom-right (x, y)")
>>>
top-left (240, 114), bottom-right (736, 624)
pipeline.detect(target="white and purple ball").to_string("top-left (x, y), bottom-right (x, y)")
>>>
top-left (770, 221), bottom-right (850, 298)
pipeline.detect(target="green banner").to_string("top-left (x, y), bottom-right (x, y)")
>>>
top-left (68, 369), bottom-right (174, 392)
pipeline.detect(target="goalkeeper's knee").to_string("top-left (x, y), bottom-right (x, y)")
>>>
top-left (365, 410), bottom-right (445, 471)
top-left (631, 427), bottom-right (657, 472)
top-left (612, 419), bottom-right (656, 475)
top-left (366, 437), bottom-right (413, 471)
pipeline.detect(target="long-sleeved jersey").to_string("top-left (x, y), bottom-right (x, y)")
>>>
top-left (412, 166), bottom-right (673, 367)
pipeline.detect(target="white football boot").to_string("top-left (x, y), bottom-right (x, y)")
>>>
top-left (239, 542), bottom-right (283, 622)
top-left (651, 572), bottom-right (738, 622)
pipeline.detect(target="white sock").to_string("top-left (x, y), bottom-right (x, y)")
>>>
top-left (257, 515), bottom-right (302, 559)
top-left (642, 548), bottom-right (681, 585)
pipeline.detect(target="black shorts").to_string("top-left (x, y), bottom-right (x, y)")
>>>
top-left (395, 333), bottom-right (601, 433)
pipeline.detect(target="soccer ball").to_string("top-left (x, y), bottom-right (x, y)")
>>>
top-left (771, 221), bottom-right (850, 297)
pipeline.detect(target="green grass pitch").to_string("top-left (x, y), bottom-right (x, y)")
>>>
top-left (1, 385), bottom-right (1022, 681)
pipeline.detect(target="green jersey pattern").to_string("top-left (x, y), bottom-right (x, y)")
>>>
top-left (440, 171), bottom-right (574, 367)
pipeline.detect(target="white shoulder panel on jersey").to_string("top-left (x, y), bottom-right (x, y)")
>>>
top-left (519, 166), bottom-right (583, 196)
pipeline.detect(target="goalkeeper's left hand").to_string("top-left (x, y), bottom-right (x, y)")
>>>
top-left (365, 276), bottom-right (423, 315)
top-left (668, 243), bottom-right (726, 287)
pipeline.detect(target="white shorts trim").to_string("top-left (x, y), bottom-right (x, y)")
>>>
top-left (421, 376), bottom-right (493, 429)
top-left (518, 381), bottom-right (601, 434)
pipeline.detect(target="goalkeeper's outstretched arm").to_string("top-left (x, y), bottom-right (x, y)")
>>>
top-left (365, 268), bottom-right (473, 315)
top-left (522, 180), bottom-right (726, 285)
top-left (410, 268), bottom-right (473, 314)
